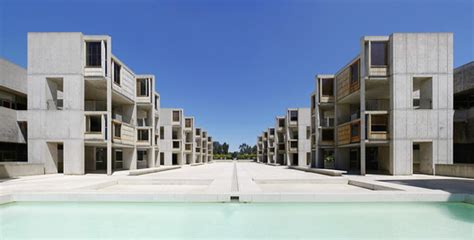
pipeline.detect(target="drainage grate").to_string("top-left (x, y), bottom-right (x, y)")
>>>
top-left (230, 196), bottom-right (240, 202)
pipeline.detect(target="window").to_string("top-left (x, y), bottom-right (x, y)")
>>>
top-left (290, 141), bottom-right (298, 148)
top-left (114, 123), bottom-right (121, 138)
top-left (137, 150), bottom-right (147, 161)
top-left (154, 95), bottom-right (159, 110)
top-left (172, 130), bottom-right (179, 140)
top-left (138, 129), bottom-right (149, 141)
top-left (86, 42), bottom-right (101, 67)
top-left (185, 119), bottom-right (192, 128)
top-left (172, 111), bottom-right (180, 122)
top-left (173, 141), bottom-right (180, 149)
top-left (1, 99), bottom-right (12, 109)
top-left (350, 61), bottom-right (359, 84)
top-left (321, 78), bottom-right (334, 96)
top-left (196, 129), bottom-right (201, 135)
top-left (311, 95), bottom-right (316, 108)
top-left (371, 42), bottom-right (388, 66)
top-left (371, 115), bottom-right (388, 132)
top-left (290, 111), bottom-right (298, 121)
top-left (160, 127), bottom-right (164, 140)
top-left (269, 128), bottom-right (275, 135)
top-left (279, 118), bottom-right (285, 127)
top-left (137, 78), bottom-right (149, 96)
top-left (113, 62), bottom-right (121, 85)
top-left (86, 115), bottom-right (101, 133)
top-left (413, 77), bottom-right (433, 109)
top-left (322, 129), bottom-right (334, 141)
top-left (115, 151), bottom-right (123, 161)
top-left (46, 78), bottom-right (64, 110)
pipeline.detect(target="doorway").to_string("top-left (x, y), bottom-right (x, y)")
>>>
top-left (47, 142), bottom-right (64, 173)
top-left (172, 153), bottom-right (178, 165)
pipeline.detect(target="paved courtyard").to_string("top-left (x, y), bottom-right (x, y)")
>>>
top-left (0, 161), bottom-right (473, 203)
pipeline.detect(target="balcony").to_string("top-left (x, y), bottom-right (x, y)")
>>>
top-left (185, 143), bottom-right (192, 152)
top-left (289, 140), bottom-right (298, 151)
top-left (336, 119), bottom-right (360, 145)
top-left (137, 128), bottom-right (151, 146)
top-left (172, 140), bottom-right (181, 150)
top-left (320, 118), bottom-right (335, 128)
top-left (84, 40), bottom-right (107, 78)
top-left (366, 113), bottom-right (388, 140)
top-left (113, 120), bottom-right (135, 145)
top-left (84, 112), bottom-right (107, 141)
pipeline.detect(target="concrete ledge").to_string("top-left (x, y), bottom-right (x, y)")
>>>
top-left (8, 192), bottom-right (231, 203)
top-left (288, 166), bottom-right (347, 176)
top-left (0, 162), bottom-right (44, 179)
top-left (190, 163), bottom-right (204, 166)
top-left (114, 166), bottom-right (181, 176)
top-left (435, 164), bottom-right (474, 179)
top-left (239, 192), bottom-right (467, 203)
top-left (253, 178), bottom-right (347, 184)
top-left (117, 179), bottom-right (213, 185)
top-left (348, 180), bottom-right (402, 191)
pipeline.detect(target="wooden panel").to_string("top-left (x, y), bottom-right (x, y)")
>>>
top-left (351, 120), bottom-right (361, 143)
top-left (336, 67), bottom-right (351, 101)
top-left (337, 123), bottom-right (351, 145)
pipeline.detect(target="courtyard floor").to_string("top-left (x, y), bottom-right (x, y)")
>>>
top-left (1, 161), bottom-right (473, 203)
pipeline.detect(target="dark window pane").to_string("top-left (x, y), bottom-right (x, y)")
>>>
top-left (350, 61), bottom-right (359, 83)
top-left (114, 62), bottom-right (121, 85)
top-left (90, 116), bottom-right (101, 132)
top-left (172, 111), bottom-right (180, 122)
top-left (322, 78), bottom-right (334, 96)
top-left (371, 42), bottom-right (388, 66)
top-left (290, 111), bottom-right (298, 121)
top-left (86, 42), bottom-right (101, 67)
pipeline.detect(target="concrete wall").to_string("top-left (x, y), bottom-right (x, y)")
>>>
top-left (28, 33), bottom-right (85, 174)
top-left (454, 61), bottom-right (474, 94)
top-left (0, 58), bottom-right (27, 95)
top-left (390, 33), bottom-right (454, 175)
top-left (0, 107), bottom-right (27, 143)
top-left (0, 162), bottom-right (44, 178)
top-left (435, 164), bottom-right (474, 178)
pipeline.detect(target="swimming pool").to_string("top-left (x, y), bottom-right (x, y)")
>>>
top-left (1, 202), bottom-right (472, 239)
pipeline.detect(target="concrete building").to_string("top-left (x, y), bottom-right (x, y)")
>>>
top-left (0, 59), bottom-right (28, 162)
top-left (159, 108), bottom-right (184, 166)
top-left (27, 32), bottom-right (161, 175)
top-left (266, 127), bottom-right (276, 164)
top-left (285, 108), bottom-right (311, 167)
top-left (453, 61), bottom-right (474, 163)
top-left (311, 33), bottom-right (454, 175)
top-left (275, 116), bottom-right (286, 165)
top-left (311, 74), bottom-right (336, 169)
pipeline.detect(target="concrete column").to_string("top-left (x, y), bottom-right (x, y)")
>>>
top-left (360, 70), bottom-right (366, 176)
top-left (106, 71), bottom-right (112, 175)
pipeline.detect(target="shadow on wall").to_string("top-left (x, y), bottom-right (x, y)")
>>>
top-left (379, 179), bottom-right (474, 194)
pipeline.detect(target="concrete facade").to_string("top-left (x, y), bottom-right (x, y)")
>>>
top-left (0, 59), bottom-right (28, 162)
top-left (310, 33), bottom-right (454, 175)
top-left (453, 61), bottom-right (474, 163)
top-left (256, 108), bottom-right (311, 167)
top-left (0, 32), bottom-right (213, 177)
top-left (159, 108), bottom-right (213, 166)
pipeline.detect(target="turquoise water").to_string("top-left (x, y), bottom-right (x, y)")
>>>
top-left (0, 202), bottom-right (473, 239)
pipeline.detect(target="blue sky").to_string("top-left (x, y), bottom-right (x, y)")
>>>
top-left (1, 0), bottom-right (473, 151)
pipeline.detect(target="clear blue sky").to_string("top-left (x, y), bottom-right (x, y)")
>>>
top-left (1, 0), bottom-right (473, 151)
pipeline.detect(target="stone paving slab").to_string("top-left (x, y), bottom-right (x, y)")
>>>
top-left (1, 161), bottom-right (473, 204)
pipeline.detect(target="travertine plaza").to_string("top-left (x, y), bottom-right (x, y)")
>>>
top-left (0, 32), bottom-right (472, 205)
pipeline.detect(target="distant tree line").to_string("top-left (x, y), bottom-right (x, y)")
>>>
top-left (213, 142), bottom-right (257, 160)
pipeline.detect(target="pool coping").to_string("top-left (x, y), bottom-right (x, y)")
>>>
top-left (1, 192), bottom-right (473, 205)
